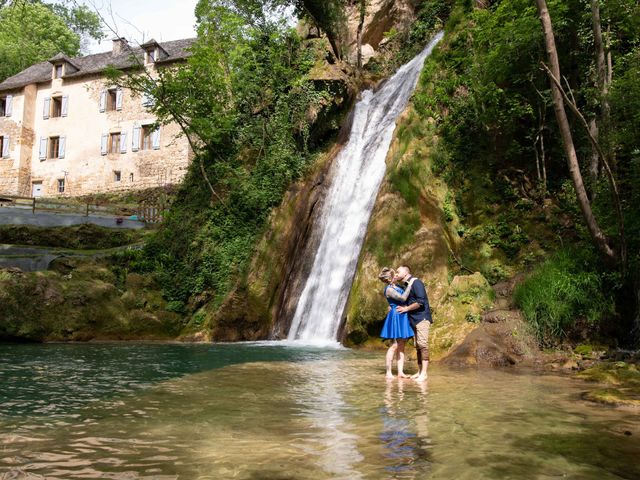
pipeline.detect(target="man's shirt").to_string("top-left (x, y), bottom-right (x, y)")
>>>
top-left (405, 276), bottom-right (432, 328)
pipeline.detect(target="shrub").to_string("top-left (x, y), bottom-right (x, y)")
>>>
top-left (514, 248), bottom-right (614, 346)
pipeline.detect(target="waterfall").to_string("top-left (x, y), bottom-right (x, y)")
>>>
top-left (287, 32), bottom-right (444, 344)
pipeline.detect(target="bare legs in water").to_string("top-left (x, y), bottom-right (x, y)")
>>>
top-left (385, 339), bottom-right (409, 379)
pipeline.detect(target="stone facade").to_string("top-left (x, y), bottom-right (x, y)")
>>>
top-left (0, 39), bottom-right (194, 198)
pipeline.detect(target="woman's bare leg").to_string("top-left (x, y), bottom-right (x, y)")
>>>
top-left (385, 341), bottom-right (397, 379)
top-left (396, 339), bottom-right (408, 377)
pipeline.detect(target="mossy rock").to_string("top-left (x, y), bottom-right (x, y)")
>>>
top-left (577, 362), bottom-right (640, 408)
top-left (582, 388), bottom-right (640, 408)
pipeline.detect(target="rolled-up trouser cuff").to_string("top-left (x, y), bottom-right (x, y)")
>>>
top-left (414, 320), bottom-right (431, 362)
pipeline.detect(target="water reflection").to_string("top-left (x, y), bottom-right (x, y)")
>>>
top-left (288, 360), bottom-right (363, 479)
top-left (379, 379), bottom-right (431, 478)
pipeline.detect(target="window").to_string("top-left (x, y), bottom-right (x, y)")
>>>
top-left (57, 178), bottom-right (65, 193)
top-left (114, 171), bottom-right (121, 182)
top-left (145, 49), bottom-right (156, 63)
top-left (54, 64), bottom-right (63, 79)
top-left (109, 132), bottom-right (121, 154)
top-left (141, 126), bottom-right (153, 150)
top-left (49, 136), bottom-right (60, 159)
top-left (107, 89), bottom-right (118, 111)
top-left (129, 173), bottom-right (134, 182)
top-left (0, 98), bottom-right (5, 116)
top-left (0, 136), bottom-right (6, 158)
top-left (51, 96), bottom-right (62, 117)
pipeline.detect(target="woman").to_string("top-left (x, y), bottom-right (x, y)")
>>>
top-left (378, 267), bottom-right (415, 379)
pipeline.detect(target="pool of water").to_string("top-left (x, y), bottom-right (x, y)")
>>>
top-left (1, 342), bottom-right (639, 479)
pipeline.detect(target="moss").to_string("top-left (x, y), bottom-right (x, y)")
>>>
top-left (577, 362), bottom-right (640, 408)
top-left (0, 257), bottom-right (183, 342)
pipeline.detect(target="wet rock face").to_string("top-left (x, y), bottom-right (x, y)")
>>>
top-left (205, 143), bottom-right (344, 341)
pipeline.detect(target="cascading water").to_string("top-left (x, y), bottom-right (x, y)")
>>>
top-left (287, 32), bottom-right (444, 344)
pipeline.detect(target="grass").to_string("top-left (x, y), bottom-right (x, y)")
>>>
top-left (514, 248), bottom-right (614, 346)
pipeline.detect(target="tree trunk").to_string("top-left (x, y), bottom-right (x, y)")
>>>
top-left (588, 117), bottom-right (599, 197)
top-left (535, 0), bottom-right (616, 262)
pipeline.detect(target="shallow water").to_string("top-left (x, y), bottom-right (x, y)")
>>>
top-left (1, 343), bottom-right (639, 479)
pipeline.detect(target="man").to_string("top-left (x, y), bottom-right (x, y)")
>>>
top-left (395, 265), bottom-right (432, 382)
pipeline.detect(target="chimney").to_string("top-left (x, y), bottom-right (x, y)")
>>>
top-left (112, 37), bottom-right (128, 55)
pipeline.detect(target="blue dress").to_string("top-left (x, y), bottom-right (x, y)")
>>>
top-left (380, 285), bottom-right (414, 339)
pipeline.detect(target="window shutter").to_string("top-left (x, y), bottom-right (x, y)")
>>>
top-left (4, 95), bottom-right (12, 117)
top-left (39, 137), bottom-right (48, 160)
top-left (2, 136), bottom-right (9, 158)
top-left (142, 92), bottom-right (155, 108)
top-left (58, 136), bottom-right (66, 159)
top-left (43, 97), bottom-right (50, 119)
top-left (115, 88), bottom-right (123, 111)
top-left (61, 95), bottom-right (69, 117)
top-left (152, 127), bottom-right (160, 150)
top-left (132, 126), bottom-right (141, 152)
top-left (120, 132), bottom-right (127, 153)
top-left (100, 134), bottom-right (108, 155)
top-left (99, 90), bottom-right (106, 112)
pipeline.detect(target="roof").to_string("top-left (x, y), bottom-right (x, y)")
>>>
top-left (0, 37), bottom-right (196, 93)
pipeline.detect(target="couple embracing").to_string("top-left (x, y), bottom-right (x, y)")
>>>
top-left (378, 265), bottom-right (432, 382)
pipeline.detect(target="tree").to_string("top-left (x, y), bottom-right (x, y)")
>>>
top-left (0, 0), bottom-right (104, 82)
top-left (534, 0), bottom-right (618, 264)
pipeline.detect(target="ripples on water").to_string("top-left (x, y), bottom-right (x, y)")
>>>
top-left (1, 342), bottom-right (639, 479)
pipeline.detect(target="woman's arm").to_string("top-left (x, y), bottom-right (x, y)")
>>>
top-left (384, 278), bottom-right (416, 302)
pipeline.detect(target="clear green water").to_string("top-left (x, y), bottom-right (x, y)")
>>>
top-left (1, 343), bottom-right (639, 479)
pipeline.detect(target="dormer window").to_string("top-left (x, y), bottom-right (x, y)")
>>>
top-left (54, 64), bottom-right (63, 79)
top-left (145, 49), bottom-right (157, 64)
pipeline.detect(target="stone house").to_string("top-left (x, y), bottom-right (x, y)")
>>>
top-left (0, 37), bottom-right (195, 197)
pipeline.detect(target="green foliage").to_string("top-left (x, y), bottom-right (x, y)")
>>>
top-left (514, 249), bottom-right (614, 346)
top-left (110, 1), bottom-right (342, 307)
top-left (0, 1), bottom-right (103, 81)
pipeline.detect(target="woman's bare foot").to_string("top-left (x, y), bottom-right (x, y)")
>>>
top-left (413, 374), bottom-right (427, 382)
top-left (410, 372), bottom-right (420, 380)
top-left (398, 372), bottom-right (409, 378)
top-left (386, 373), bottom-right (394, 380)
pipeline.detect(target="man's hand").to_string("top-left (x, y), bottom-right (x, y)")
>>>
top-left (397, 302), bottom-right (419, 314)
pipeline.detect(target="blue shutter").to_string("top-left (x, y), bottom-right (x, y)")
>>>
top-left (131, 126), bottom-right (141, 152)
top-left (152, 127), bottom-right (160, 150)
top-left (61, 95), bottom-right (69, 117)
top-left (58, 136), bottom-right (66, 159)
top-left (43, 97), bottom-right (50, 119)
top-left (4, 95), bottom-right (12, 117)
top-left (99, 90), bottom-right (106, 112)
top-left (120, 132), bottom-right (127, 153)
top-left (2, 136), bottom-right (9, 158)
top-left (115, 88), bottom-right (123, 111)
top-left (100, 134), bottom-right (108, 155)
top-left (39, 137), bottom-right (48, 160)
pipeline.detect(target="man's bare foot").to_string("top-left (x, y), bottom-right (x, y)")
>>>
top-left (413, 374), bottom-right (427, 382)
top-left (386, 373), bottom-right (394, 380)
top-left (398, 372), bottom-right (409, 378)
top-left (410, 372), bottom-right (420, 380)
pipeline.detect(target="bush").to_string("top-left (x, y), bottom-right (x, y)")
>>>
top-left (514, 248), bottom-right (614, 346)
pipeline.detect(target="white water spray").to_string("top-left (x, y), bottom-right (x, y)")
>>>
top-left (287, 33), bottom-right (443, 344)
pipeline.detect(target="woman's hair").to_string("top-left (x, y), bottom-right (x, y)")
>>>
top-left (378, 267), bottom-right (395, 283)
